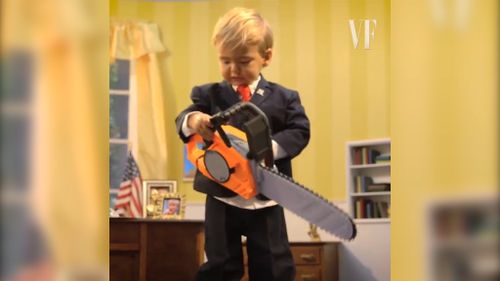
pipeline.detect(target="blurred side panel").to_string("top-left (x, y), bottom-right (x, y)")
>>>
top-left (426, 196), bottom-right (499, 281)
top-left (1, 51), bottom-right (47, 279)
top-left (2, 0), bottom-right (109, 279)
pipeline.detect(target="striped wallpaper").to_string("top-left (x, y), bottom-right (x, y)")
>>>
top-left (110, 0), bottom-right (391, 201)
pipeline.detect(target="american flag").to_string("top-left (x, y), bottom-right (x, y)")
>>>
top-left (114, 152), bottom-right (143, 218)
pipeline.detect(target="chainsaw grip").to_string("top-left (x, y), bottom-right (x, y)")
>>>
top-left (215, 126), bottom-right (231, 147)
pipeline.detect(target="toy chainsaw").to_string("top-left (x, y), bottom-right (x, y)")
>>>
top-left (187, 102), bottom-right (356, 240)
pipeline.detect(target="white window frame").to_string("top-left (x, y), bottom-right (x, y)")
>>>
top-left (109, 59), bottom-right (138, 194)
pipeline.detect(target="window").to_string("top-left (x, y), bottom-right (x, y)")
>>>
top-left (109, 59), bottom-right (131, 208)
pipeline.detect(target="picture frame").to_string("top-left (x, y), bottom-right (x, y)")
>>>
top-left (142, 180), bottom-right (177, 217)
top-left (147, 193), bottom-right (185, 220)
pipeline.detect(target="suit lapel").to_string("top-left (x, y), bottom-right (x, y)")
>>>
top-left (212, 81), bottom-right (240, 111)
top-left (251, 76), bottom-right (272, 106)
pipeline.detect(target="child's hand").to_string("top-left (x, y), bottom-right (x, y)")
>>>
top-left (188, 112), bottom-right (214, 141)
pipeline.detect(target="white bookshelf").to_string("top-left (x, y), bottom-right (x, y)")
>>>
top-left (346, 138), bottom-right (391, 223)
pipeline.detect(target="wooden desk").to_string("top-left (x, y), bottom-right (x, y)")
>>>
top-left (243, 242), bottom-right (339, 281)
top-left (110, 218), bottom-right (204, 281)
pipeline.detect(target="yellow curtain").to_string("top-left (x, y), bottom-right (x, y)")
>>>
top-left (110, 21), bottom-right (169, 180)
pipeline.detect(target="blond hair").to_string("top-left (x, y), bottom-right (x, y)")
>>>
top-left (212, 7), bottom-right (273, 56)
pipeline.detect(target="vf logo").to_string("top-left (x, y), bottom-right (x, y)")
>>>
top-left (349, 19), bottom-right (377, 49)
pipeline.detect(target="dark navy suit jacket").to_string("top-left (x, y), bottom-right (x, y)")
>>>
top-left (175, 76), bottom-right (310, 197)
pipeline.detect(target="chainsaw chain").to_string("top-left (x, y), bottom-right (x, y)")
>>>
top-left (259, 164), bottom-right (357, 240)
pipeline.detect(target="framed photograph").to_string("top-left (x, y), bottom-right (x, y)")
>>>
top-left (161, 194), bottom-right (185, 219)
top-left (146, 193), bottom-right (185, 220)
top-left (143, 180), bottom-right (177, 217)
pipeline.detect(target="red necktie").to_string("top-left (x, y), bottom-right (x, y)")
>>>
top-left (237, 85), bottom-right (251, 102)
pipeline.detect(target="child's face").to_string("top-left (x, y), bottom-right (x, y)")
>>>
top-left (217, 44), bottom-right (272, 86)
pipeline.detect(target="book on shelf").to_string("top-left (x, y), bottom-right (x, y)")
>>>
top-left (362, 148), bottom-right (367, 164)
top-left (353, 147), bottom-right (382, 165)
top-left (368, 149), bottom-right (381, 164)
top-left (355, 176), bottom-right (390, 193)
top-left (366, 183), bottom-right (390, 192)
top-left (355, 198), bottom-right (368, 218)
top-left (355, 199), bottom-right (362, 218)
top-left (376, 201), bottom-right (389, 218)
top-left (366, 200), bottom-right (374, 218)
top-left (354, 176), bottom-right (374, 192)
top-left (375, 153), bottom-right (391, 164)
top-left (353, 148), bottom-right (362, 165)
top-left (354, 199), bottom-right (390, 219)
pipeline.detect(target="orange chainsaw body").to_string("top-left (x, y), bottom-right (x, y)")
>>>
top-left (186, 125), bottom-right (257, 199)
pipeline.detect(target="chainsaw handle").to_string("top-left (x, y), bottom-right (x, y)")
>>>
top-left (209, 102), bottom-right (274, 166)
top-left (210, 102), bottom-right (268, 127)
top-left (209, 103), bottom-right (251, 148)
top-left (209, 106), bottom-right (238, 148)
top-left (214, 126), bottom-right (231, 148)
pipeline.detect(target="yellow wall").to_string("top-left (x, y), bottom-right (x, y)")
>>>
top-left (110, 0), bottom-right (391, 202)
top-left (391, 0), bottom-right (498, 280)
